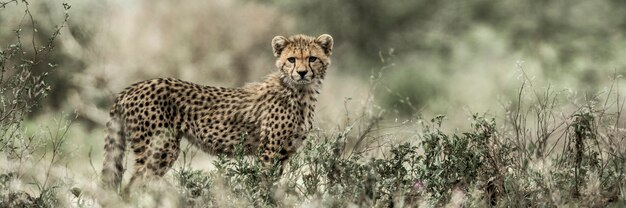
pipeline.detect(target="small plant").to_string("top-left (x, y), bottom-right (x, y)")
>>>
top-left (419, 115), bottom-right (495, 202)
top-left (0, 1), bottom-right (71, 207)
top-left (174, 169), bottom-right (214, 207)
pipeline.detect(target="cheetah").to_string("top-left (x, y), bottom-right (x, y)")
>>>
top-left (101, 34), bottom-right (334, 191)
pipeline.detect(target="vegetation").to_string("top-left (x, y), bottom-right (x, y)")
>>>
top-left (1, 0), bottom-right (625, 207)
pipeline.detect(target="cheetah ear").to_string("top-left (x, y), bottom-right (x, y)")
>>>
top-left (315, 34), bottom-right (333, 56)
top-left (271, 36), bottom-right (289, 57)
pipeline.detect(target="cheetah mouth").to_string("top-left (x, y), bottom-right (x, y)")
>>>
top-left (283, 75), bottom-right (313, 85)
top-left (291, 77), bottom-right (311, 85)
top-left (295, 78), bottom-right (312, 85)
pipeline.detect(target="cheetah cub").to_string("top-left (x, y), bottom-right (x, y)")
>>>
top-left (101, 34), bottom-right (333, 191)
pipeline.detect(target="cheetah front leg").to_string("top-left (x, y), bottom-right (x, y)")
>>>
top-left (257, 120), bottom-right (285, 176)
top-left (258, 122), bottom-right (304, 176)
top-left (259, 143), bottom-right (289, 176)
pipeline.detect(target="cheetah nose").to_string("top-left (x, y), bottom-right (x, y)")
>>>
top-left (297, 71), bottom-right (307, 79)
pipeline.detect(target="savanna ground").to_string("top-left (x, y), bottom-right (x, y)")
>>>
top-left (1, 0), bottom-right (626, 207)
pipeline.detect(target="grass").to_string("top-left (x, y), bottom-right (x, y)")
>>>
top-left (2, 66), bottom-right (625, 207)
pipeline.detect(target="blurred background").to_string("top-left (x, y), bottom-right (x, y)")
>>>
top-left (2, 0), bottom-right (626, 166)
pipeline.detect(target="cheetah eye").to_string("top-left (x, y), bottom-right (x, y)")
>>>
top-left (287, 57), bottom-right (296, 63)
top-left (308, 56), bottom-right (318, 62)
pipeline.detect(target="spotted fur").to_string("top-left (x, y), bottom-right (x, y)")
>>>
top-left (101, 34), bottom-right (334, 191)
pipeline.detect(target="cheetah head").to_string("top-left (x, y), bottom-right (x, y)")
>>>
top-left (272, 34), bottom-right (333, 86)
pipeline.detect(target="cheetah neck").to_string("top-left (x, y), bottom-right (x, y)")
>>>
top-left (277, 73), bottom-right (321, 132)
top-left (247, 72), bottom-right (322, 131)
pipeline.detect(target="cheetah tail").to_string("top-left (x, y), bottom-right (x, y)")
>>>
top-left (101, 106), bottom-right (126, 192)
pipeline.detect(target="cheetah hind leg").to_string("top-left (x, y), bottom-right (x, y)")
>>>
top-left (122, 129), bottom-right (181, 199)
